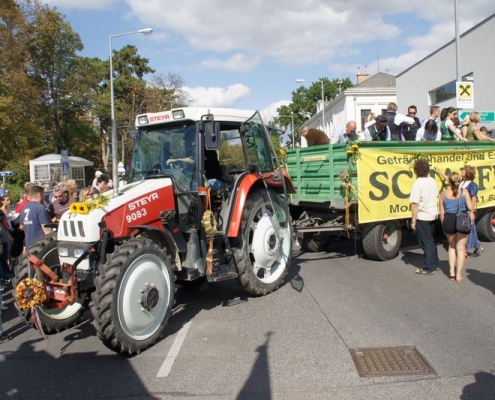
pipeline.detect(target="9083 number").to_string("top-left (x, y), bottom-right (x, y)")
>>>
top-left (126, 208), bottom-right (147, 223)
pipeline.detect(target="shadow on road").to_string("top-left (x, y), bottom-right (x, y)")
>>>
top-left (466, 268), bottom-right (495, 296)
top-left (461, 371), bottom-right (495, 400)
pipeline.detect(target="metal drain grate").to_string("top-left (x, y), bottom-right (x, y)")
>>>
top-left (349, 346), bottom-right (435, 377)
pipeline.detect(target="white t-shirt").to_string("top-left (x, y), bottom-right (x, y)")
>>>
top-left (410, 177), bottom-right (439, 221)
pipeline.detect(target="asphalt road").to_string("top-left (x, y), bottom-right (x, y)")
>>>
top-left (1, 231), bottom-right (495, 399)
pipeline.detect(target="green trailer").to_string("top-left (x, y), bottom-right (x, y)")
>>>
top-left (287, 140), bottom-right (495, 260)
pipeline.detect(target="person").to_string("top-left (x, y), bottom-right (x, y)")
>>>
top-left (400, 105), bottom-right (421, 141)
top-left (15, 182), bottom-right (35, 215)
top-left (439, 172), bottom-right (474, 282)
top-left (363, 115), bottom-right (390, 141)
top-left (299, 127), bottom-right (330, 147)
top-left (479, 126), bottom-right (492, 138)
top-left (416, 119), bottom-right (441, 141)
top-left (90, 174), bottom-right (109, 196)
top-left (384, 102), bottom-right (415, 141)
top-left (0, 280), bottom-right (13, 343)
top-left (440, 107), bottom-right (467, 141)
top-left (422, 105), bottom-right (441, 128)
top-left (48, 183), bottom-right (75, 222)
top-left (364, 113), bottom-right (376, 129)
top-left (20, 185), bottom-right (53, 247)
top-left (0, 212), bottom-right (13, 284)
top-left (461, 166), bottom-right (483, 256)
top-left (0, 195), bottom-right (14, 279)
top-left (204, 149), bottom-right (225, 190)
top-left (461, 112), bottom-right (495, 142)
top-left (330, 121), bottom-right (358, 144)
top-left (66, 179), bottom-right (78, 200)
top-left (92, 170), bottom-right (103, 189)
top-left (410, 158), bottom-right (439, 275)
top-left (78, 187), bottom-right (92, 202)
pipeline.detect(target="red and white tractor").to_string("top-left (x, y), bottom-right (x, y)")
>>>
top-left (14, 108), bottom-right (294, 355)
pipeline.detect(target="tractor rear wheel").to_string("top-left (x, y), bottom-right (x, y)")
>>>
top-left (13, 234), bottom-right (88, 333)
top-left (234, 190), bottom-right (292, 296)
top-left (90, 238), bottom-right (174, 355)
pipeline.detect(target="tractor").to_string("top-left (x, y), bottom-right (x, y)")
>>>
top-left (14, 108), bottom-right (294, 355)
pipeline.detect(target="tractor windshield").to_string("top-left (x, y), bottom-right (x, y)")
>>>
top-left (130, 122), bottom-right (197, 189)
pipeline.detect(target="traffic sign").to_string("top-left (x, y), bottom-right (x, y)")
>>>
top-left (459, 111), bottom-right (495, 123)
top-left (0, 171), bottom-right (13, 177)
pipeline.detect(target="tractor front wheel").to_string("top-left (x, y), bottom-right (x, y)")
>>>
top-left (13, 235), bottom-right (88, 333)
top-left (90, 238), bottom-right (174, 355)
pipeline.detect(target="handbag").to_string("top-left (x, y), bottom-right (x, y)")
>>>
top-left (456, 189), bottom-right (471, 234)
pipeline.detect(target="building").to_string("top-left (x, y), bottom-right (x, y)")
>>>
top-left (396, 13), bottom-right (495, 130)
top-left (301, 72), bottom-right (397, 146)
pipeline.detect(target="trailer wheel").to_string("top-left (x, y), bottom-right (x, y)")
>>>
top-left (91, 238), bottom-right (174, 355)
top-left (13, 234), bottom-right (88, 333)
top-left (297, 233), bottom-right (331, 252)
top-left (362, 221), bottom-right (402, 261)
top-left (234, 190), bottom-right (292, 296)
top-left (476, 209), bottom-right (495, 242)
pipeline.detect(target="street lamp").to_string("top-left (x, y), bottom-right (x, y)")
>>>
top-left (296, 79), bottom-right (325, 133)
top-left (279, 112), bottom-right (295, 147)
top-left (109, 28), bottom-right (153, 196)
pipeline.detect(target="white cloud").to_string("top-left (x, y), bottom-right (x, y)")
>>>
top-left (261, 101), bottom-right (291, 126)
top-left (199, 53), bottom-right (262, 73)
top-left (185, 84), bottom-right (251, 108)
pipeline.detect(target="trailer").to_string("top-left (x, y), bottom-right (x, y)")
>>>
top-left (287, 140), bottom-right (495, 260)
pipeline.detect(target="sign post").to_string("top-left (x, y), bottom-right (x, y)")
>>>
top-left (0, 170), bottom-right (14, 189)
top-left (61, 149), bottom-right (69, 181)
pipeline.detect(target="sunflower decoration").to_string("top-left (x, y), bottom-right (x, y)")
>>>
top-left (344, 141), bottom-right (361, 165)
top-left (69, 194), bottom-right (110, 215)
top-left (16, 278), bottom-right (47, 309)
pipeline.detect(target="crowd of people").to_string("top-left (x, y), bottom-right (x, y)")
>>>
top-left (301, 102), bottom-right (494, 146)
top-left (0, 170), bottom-right (109, 343)
top-left (410, 159), bottom-right (483, 282)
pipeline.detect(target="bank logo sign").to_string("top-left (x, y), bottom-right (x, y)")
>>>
top-left (456, 82), bottom-right (474, 109)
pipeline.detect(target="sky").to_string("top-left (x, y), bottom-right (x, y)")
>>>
top-left (42, 0), bottom-right (495, 123)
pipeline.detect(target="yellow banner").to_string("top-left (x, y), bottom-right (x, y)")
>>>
top-left (357, 147), bottom-right (495, 223)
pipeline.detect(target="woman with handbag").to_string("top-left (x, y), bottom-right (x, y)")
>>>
top-left (439, 172), bottom-right (475, 282)
top-left (461, 166), bottom-right (483, 256)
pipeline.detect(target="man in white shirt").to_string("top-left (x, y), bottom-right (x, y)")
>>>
top-left (330, 121), bottom-right (358, 144)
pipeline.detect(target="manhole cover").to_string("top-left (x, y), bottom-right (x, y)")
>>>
top-left (349, 346), bottom-right (435, 377)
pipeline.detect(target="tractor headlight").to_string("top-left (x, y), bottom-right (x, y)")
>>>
top-left (74, 248), bottom-right (85, 258)
top-left (59, 247), bottom-right (69, 257)
top-left (138, 115), bottom-right (149, 125)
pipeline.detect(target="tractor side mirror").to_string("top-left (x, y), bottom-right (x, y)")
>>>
top-left (204, 121), bottom-right (220, 150)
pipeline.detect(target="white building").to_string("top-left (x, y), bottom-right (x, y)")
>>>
top-left (301, 72), bottom-right (397, 146)
top-left (396, 13), bottom-right (495, 130)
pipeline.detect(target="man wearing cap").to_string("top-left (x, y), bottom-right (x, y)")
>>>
top-left (364, 115), bottom-right (391, 141)
top-left (92, 171), bottom-right (103, 189)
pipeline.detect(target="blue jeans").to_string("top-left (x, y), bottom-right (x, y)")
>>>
top-left (415, 220), bottom-right (438, 272)
top-left (208, 179), bottom-right (224, 190)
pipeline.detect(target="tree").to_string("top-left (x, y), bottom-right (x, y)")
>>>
top-left (273, 78), bottom-right (353, 146)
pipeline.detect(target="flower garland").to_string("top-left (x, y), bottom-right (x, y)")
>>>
top-left (70, 194), bottom-right (110, 215)
top-left (15, 278), bottom-right (47, 309)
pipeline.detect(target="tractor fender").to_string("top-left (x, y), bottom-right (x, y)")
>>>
top-left (227, 174), bottom-right (263, 238)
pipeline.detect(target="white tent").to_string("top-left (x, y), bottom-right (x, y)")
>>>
top-left (29, 154), bottom-right (94, 189)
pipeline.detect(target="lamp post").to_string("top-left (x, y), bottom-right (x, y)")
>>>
top-left (109, 27), bottom-right (153, 196)
top-left (279, 112), bottom-right (295, 147)
top-left (296, 79), bottom-right (325, 134)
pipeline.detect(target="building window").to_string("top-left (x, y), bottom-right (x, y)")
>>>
top-left (361, 109), bottom-right (371, 131)
top-left (429, 73), bottom-right (474, 105)
top-left (71, 166), bottom-right (85, 188)
top-left (34, 165), bottom-right (49, 181)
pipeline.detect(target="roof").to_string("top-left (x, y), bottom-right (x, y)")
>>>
top-left (354, 72), bottom-right (396, 89)
top-left (30, 154), bottom-right (94, 166)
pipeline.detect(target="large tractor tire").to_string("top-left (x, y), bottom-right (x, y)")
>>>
top-left (234, 190), bottom-right (292, 296)
top-left (362, 221), bottom-right (402, 261)
top-left (476, 209), bottom-right (495, 242)
top-left (90, 238), bottom-right (174, 355)
top-left (297, 232), bottom-right (331, 252)
top-left (13, 234), bottom-right (88, 333)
